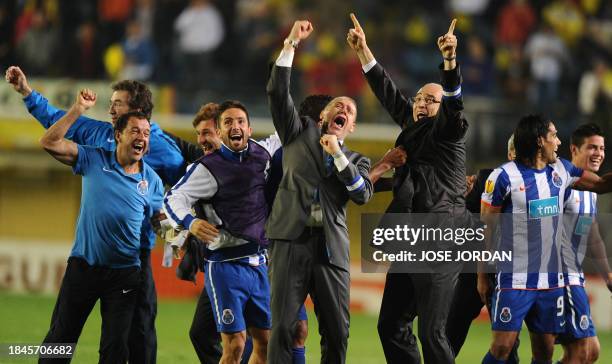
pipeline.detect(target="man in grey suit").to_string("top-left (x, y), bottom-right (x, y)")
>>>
top-left (265, 20), bottom-right (374, 364)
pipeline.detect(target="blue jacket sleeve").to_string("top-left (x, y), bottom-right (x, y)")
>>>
top-left (24, 90), bottom-right (114, 147)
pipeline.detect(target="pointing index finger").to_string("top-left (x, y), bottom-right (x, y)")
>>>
top-left (447, 18), bottom-right (457, 35)
top-left (350, 13), bottom-right (362, 30)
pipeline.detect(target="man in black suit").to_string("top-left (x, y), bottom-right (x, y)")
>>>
top-left (348, 15), bottom-right (469, 364)
top-left (266, 19), bottom-right (374, 364)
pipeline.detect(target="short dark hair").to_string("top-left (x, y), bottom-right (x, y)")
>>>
top-left (193, 102), bottom-right (220, 128)
top-left (570, 123), bottom-right (604, 148)
top-left (111, 80), bottom-right (154, 120)
top-left (298, 94), bottom-right (333, 120)
top-left (114, 111), bottom-right (150, 135)
top-left (513, 114), bottom-right (552, 164)
top-left (216, 100), bottom-right (249, 128)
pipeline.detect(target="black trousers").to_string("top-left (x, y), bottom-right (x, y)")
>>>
top-left (128, 249), bottom-right (157, 364)
top-left (377, 269), bottom-right (460, 364)
top-left (40, 257), bottom-right (141, 364)
top-left (446, 273), bottom-right (520, 363)
top-left (189, 286), bottom-right (223, 364)
top-left (268, 229), bottom-right (350, 364)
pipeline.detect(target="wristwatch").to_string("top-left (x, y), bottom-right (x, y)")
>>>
top-left (284, 38), bottom-right (299, 49)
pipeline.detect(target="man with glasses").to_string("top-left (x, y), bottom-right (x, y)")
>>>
top-left (348, 15), bottom-right (469, 364)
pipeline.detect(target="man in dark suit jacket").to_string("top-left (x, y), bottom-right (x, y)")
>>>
top-left (265, 20), bottom-right (374, 364)
top-left (348, 15), bottom-right (469, 364)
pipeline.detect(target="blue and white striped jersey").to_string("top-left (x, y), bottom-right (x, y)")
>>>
top-left (562, 189), bottom-right (597, 286)
top-left (482, 158), bottom-right (583, 289)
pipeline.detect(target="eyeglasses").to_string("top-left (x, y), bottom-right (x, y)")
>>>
top-left (410, 95), bottom-right (441, 105)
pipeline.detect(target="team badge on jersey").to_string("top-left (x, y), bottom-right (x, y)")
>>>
top-left (222, 309), bottom-right (235, 325)
top-left (137, 180), bottom-right (148, 195)
top-left (500, 307), bottom-right (512, 323)
top-left (580, 315), bottom-right (590, 330)
top-left (552, 172), bottom-right (563, 187)
top-left (485, 179), bottom-right (495, 194)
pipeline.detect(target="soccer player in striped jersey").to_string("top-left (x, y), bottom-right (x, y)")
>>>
top-left (479, 114), bottom-right (612, 364)
top-left (557, 123), bottom-right (612, 364)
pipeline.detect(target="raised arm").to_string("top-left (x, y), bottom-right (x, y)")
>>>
top-left (6, 66), bottom-right (112, 146)
top-left (39, 89), bottom-right (97, 166)
top-left (347, 13), bottom-right (411, 128)
top-left (434, 19), bottom-right (468, 141)
top-left (266, 20), bottom-right (314, 145)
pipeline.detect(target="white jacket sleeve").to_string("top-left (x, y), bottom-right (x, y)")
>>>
top-left (163, 162), bottom-right (218, 230)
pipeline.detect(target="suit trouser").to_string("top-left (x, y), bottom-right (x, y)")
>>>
top-left (377, 269), bottom-right (459, 364)
top-left (446, 273), bottom-right (520, 363)
top-left (268, 229), bottom-right (350, 364)
top-left (40, 257), bottom-right (140, 364)
top-left (128, 249), bottom-right (157, 364)
top-left (189, 286), bottom-right (223, 364)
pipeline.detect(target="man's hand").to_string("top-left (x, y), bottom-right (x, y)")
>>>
top-left (346, 13), bottom-right (374, 65)
top-left (465, 174), bottom-right (477, 197)
top-left (320, 134), bottom-right (341, 155)
top-left (477, 273), bottom-right (491, 305)
top-left (189, 218), bottom-right (219, 244)
top-left (287, 20), bottom-right (313, 43)
top-left (347, 13), bottom-right (367, 52)
top-left (75, 89), bottom-right (96, 113)
top-left (380, 146), bottom-right (407, 169)
top-left (4, 66), bottom-right (32, 97)
top-left (437, 19), bottom-right (457, 60)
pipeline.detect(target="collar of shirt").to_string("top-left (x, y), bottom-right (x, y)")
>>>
top-left (219, 142), bottom-right (249, 162)
top-left (111, 150), bottom-right (144, 181)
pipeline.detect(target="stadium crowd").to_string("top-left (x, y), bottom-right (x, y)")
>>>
top-left (0, 0), bottom-right (611, 121)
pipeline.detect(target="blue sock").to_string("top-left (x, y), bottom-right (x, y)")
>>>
top-left (483, 351), bottom-right (506, 364)
top-left (240, 336), bottom-right (253, 364)
top-left (292, 346), bottom-right (305, 364)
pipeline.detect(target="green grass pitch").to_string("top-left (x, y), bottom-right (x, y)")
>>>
top-left (0, 293), bottom-right (609, 363)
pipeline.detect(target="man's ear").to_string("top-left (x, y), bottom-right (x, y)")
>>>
top-left (115, 129), bottom-right (121, 144)
top-left (570, 144), bottom-right (578, 157)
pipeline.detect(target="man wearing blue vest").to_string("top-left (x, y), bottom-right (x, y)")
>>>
top-left (38, 89), bottom-right (163, 363)
top-left (5, 66), bottom-right (182, 363)
top-left (164, 100), bottom-right (280, 364)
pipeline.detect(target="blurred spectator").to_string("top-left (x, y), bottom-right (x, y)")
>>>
top-left (66, 21), bottom-right (105, 79)
top-left (461, 36), bottom-right (494, 95)
top-left (16, 10), bottom-right (58, 76)
top-left (578, 59), bottom-right (612, 118)
top-left (497, 44), bottom-right (530, 101)
top-left (524, 24), bottom-right (569, 108)
top-left (134, 0), bottom-right (155, 40)
top-left (121, 20), bottom-right (156, 81)
top-left (174, 0), bottom-right (224, 112)
top-left (543, 0), bottom-right (585, 47)
top-left (152, 0), bottom-right (187, 83)
top-left (99, 0), bottom-right (134, 48)
top-left (0, 2), bottom-right (16, 70)
top-left (496, 0), bottom-right (536, 46)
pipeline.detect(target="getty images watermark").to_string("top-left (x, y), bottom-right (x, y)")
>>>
top-left (360, 212), bottom-right (612, 274)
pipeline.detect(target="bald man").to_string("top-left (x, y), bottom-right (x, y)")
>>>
top-left (348, 16), bottom-right (469, 364)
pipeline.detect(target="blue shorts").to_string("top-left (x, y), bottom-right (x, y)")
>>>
top-left (297, 304), bottom-right (307, 321)
top-left (204, 261), bottom-right (271, 333)
top-left (491, 287), bottom-right (565, 333)
top-left (557, 285), bottom-right (596, 342)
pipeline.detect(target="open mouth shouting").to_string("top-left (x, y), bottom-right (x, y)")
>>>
top-left (132, 141), bottom-right (146, 155)
top-left (326, 114), bottom-right (347, 134)
top-left (228, 130), bottom-right (244, 147)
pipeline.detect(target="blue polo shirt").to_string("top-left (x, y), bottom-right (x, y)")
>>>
top-left (24, 90), bottom-right (186, 249)
top-left (70, 145), bottom-right (163, 268)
